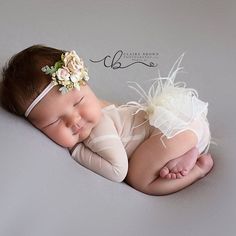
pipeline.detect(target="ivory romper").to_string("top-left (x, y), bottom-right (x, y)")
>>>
top-left (72, 59), bottom-right (211, 182)
top-left (72, 104), bottom-right (210, 182)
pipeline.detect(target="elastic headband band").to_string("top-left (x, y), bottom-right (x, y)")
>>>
top-left (24, 82), bottom-right (55, 117)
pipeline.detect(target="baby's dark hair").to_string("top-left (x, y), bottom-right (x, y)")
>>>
top-left (0, 45), bottom-right (65, 116)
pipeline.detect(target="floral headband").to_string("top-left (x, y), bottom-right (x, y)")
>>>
top-left (24, 50), bottom-right (89, 117)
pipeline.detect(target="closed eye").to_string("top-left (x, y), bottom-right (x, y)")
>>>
top-left (74, 96), bottom-right (84, 107)
top-left (43, 118), bottom-right (61, 128)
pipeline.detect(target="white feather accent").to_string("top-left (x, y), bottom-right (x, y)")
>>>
top-left (122, 53), bottom-right (209, 144)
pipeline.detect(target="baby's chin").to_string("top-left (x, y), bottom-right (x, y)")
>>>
top-left (58, 122), bottom-right (96, 149)
top-left (66, 138), bottom-right (85, 152)
top-left (66, 131), bottom-right (91, 150)
top-left (53, 136), bottom-right (80, 150)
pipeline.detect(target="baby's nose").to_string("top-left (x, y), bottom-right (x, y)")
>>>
top-left (65, 113), bottom-right (81, 127)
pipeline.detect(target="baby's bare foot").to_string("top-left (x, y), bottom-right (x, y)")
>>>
top-left (160, 147), bottom-right (199, 179)
top-left (196, 154), bottom-right (214, 177)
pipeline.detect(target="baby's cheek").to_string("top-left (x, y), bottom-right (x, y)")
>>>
top-left (90, 105), bottom-right (102, 123)
top-left (56, 129), bottom-right (77, 148)
top-left (45, 127), bottom-right (73, 148)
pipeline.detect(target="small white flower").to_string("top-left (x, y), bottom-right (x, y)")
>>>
top-left (70, 74), bottom-right (79, 83)
top-left (74, 83), bottom-right (81, 90)
top-left (59, 86), bottom-right (68, 94)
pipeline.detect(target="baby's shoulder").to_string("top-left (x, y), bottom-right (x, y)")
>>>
top-left (101, 104), bottom-right (117, 111)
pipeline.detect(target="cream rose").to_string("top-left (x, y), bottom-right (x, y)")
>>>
top-left (63, 51), bottom-right (83, 74)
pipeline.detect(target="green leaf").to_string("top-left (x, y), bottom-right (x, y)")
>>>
top-left (41, 65), bottom-right (53, 75)
top-left (41, 60), bottom-right (63, 75)
top-left (54, 60), bottom-right (63, 70)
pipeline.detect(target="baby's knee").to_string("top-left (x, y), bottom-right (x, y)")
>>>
top-left (125, 169), bottom-right (149, 194)
top-left (125, 170), bottom-right (159, 195)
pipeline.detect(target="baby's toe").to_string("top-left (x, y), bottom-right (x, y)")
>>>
top-left (170, 173), bottom-right (177, 179)
top-left (166, 173), bottom-right (172, 179)
top-left (160, 167), bottom-right (170, 178)
top-left (176, 173), bottom-right (183, 179)
top-left (181, 170), bottom-right (188, 176)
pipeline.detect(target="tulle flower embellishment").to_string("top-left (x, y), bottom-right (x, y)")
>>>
top-left (41, 50), bottom-right (89, 94)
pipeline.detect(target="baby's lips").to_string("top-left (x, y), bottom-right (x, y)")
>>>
top-left (72, 123), bottom-right (84, 135)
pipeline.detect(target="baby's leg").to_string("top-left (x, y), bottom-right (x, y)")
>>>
top-left (125, 130), bottom-right (213, 195)
top-left (145, 155), bottom-right (213, 195)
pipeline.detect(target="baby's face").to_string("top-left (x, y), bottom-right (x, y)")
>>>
top-left (28, 84), bottom-right (101, 149)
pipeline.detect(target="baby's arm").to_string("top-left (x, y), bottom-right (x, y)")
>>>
top-left (72, 138), bottom-right (128, 182)
top-left (72, 113), bottom-right (128, 182)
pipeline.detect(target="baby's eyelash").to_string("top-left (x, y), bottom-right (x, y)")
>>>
top-left (45, 118), bottom-right (61, 128)
top-left (74, 96), bottom-right (84, 106)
